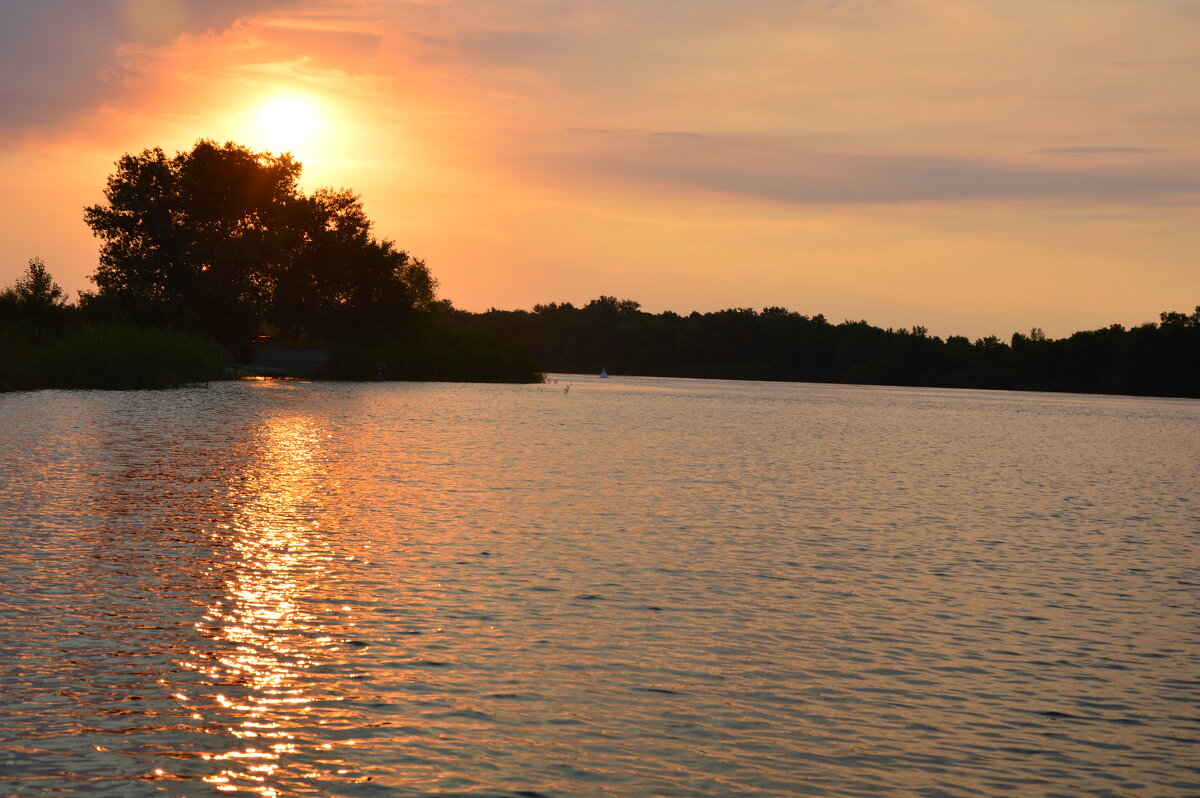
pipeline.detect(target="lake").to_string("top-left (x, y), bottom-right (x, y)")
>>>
top-left (0, 376), bottom-right (1197, 797)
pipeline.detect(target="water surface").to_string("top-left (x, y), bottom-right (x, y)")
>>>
top-left (1, 377), bottom-right (1197, 796)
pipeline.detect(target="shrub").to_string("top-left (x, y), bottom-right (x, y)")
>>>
top-left (0, 325), bottom-right (226, 391)
top-left (334, 327), bottom-right (542, 383)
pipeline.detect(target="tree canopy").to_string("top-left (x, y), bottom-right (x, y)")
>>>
top-left (7, 257), bottom-right (66, 313)
top-left (83, 139), bottom-right (436, 342)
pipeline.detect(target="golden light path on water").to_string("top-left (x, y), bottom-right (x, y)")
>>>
top-left (181, 401), bottom-right (360, 795)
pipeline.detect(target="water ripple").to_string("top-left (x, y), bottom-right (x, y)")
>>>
top-left (1, 379), bottom-right (1197, 796)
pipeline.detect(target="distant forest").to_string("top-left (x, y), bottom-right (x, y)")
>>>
top-left (450, 297), bottom-right (1200, 398)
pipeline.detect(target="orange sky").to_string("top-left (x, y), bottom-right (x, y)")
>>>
top-left (1, 0), bottom-right (1196, 338)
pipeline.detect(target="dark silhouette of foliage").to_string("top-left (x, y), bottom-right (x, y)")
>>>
top-left (333, 321), bottom-right (541, 383)
top-left (3, 256), bottom-right (66, 319)
top-left (0, 260), bottom-right (225, 390)
top-left (11, 164), bottom-right (1198, 397)
top-left (40, 326), bottom-right (225, 390)
top-left (0, 257), bottom-right (225, 391)
top-left (1, 143), bottom-right (535, 389)
top-left (0, 256), bottom-right (1193, 395)
top-left (1, 257), bottom-right (73, 345)
top-left (456, 299), bottom-right (1200, 398)
top-left (11, 257), bottom-right (66, 312)
top-left (83, 140), bottom-right (437, 343)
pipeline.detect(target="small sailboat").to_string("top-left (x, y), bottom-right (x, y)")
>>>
top-left (599, 368), bottom-right (609, 378)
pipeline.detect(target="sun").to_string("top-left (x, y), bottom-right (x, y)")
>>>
top-left (256, 96), bottom-right (320, 153)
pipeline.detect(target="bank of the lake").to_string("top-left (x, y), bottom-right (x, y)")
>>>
top-left (0, 325), bottom-right (544, 391)
top-left (0, 324), bottom-right (225, 391)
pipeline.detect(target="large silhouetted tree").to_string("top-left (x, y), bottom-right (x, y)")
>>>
top-left (84, 139), bottom-right (436, 342)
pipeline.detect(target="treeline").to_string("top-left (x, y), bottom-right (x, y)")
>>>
top-left (0, 255), bottom-right (539, 390)
top-left (457, 296), bottom-right (1200, 398)
top-left (1, 140), bottom-right (540, 390)
top-left (0, 259), bottom-right (225, 390)
top-left (4, 140), bottom-right (1193, 396)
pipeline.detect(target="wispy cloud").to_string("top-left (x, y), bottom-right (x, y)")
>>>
top-left (566, 127), bottom-right (637, 135)
top-left (536, 133), bottom-right (1198, 205)
top-left (566, 128), bottom-right (704, 138)
top-left (1035, 146), bottom-right (1159, 157)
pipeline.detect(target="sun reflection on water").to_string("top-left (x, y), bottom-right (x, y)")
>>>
top-left (180, 411), bottom-right (361, 794)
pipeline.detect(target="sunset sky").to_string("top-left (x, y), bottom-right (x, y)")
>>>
top-left (1, 0), bottom-right (1196, 339)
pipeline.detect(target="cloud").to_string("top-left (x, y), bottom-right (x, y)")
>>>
top-left (1034, 146), bottom-right (1158, 157)
top-left (567, 128), bottom-right (703, 138)
top-left (566, 128), bottom-right (636, 135)
top-left (0, 0), bottom-right (304, 128)
top-left (254, 23), bottom-right (383, 70)
top-left (542, 134), bottom-right (1199, 205)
